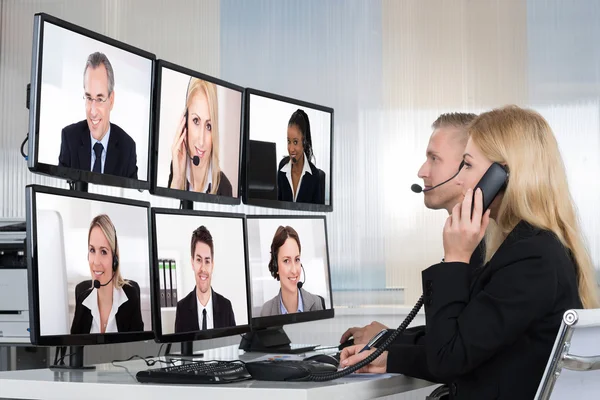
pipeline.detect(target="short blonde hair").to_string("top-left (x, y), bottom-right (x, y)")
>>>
top-left (469, 105), bottom-right (599, 309)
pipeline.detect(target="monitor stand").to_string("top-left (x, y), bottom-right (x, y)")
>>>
top-left (239, 326), bottom-right (319, 354)
top-left (180, 341), bottom-right (204, 357)
top-left (49, 346), bottom-right (95, 370)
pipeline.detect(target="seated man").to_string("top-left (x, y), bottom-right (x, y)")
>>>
top-left (175, 225), bottom-right (235, 332)
top-left (58, 51), bottom-right (138, 179)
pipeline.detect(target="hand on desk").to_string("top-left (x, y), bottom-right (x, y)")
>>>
top-left (340, 321), bottom-right (388, 345)
top-left (339, 344), bottom-right (388, 374)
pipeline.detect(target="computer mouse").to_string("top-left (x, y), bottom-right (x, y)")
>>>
top-left (338, 338), bottom-right (354, 351)
top-left (303, 353), bottom-right (340, 367)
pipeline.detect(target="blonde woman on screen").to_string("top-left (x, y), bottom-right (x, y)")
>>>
top-left (168, 77), bottom-right (232, 196)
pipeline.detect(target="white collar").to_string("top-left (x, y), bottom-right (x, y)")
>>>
top-left (281, 152), bottom-right (312, 175)
top-left (196, 290), bottom-right (213, 311)
top-left (82, 284), bottom-right (128, 332)
top-left (90, 125), bottom-right (111, 150)
top-left (187, 160), bottom-right (213, 192)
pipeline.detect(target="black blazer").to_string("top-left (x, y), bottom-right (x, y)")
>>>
top-left (386, 221), bottom-right (582, 399)
top-left (174, 287), bottom-right (236, 333)
top-left (58, 120), bottom-right (138, 179)
top-left (167, 163), bottom-right (233, 196)
top-left (70, 280), bottom-right (144, 334)
top-left (277, 156), bottom-right (324, 204)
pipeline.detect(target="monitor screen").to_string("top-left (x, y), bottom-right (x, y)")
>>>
top-left (247, 215), bottom-right (334, 328)
top-left (28, 13), bottom-right (154, 190)
top-left (151, 209), bottom-right (250, 342)
top-left (25, 185), bottom-right (153, 346)
top-left (150, 60), bottom-right (243, 205)
top-left (243, 89), bottom-right (333, 212)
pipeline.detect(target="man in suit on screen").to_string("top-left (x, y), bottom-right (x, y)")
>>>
top-left (174, 225), bottom-right (236, 332)
top-left (58, 52), bottom-right (138, 179)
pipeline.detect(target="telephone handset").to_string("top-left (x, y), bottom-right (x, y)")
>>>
top-left (472, 162), bottom-right (509, 215)
top-left (301, 163), bottom-right (509, 382)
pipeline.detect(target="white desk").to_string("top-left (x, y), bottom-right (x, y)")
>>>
top-left (0, 346), bottom-right (438, 400)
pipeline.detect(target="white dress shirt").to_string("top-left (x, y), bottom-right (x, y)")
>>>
top-left (280, 152), bottom-right (312, 202)
top-left (89, 126), bottom-right (111, 173)
top-left (196, 291), bottom-right (214, 330)
top-left (82, 285), bottom-right (128, 334)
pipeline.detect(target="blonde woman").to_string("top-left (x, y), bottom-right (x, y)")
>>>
top-left (71, 214), bottom-right (143, 334)
top-left (341, 106), bottom-right (599, 399)
top-left (168, 77), bottom-right (232, 196)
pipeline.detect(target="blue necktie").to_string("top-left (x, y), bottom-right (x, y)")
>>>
top-left (92, 142), bottom-right (103, 173)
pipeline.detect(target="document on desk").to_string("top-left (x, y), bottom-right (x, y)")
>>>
top-left (250, 354), bottom-right (305, 362)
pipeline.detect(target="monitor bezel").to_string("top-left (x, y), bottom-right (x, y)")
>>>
top-left (246, 214), bottom-right (335, 329)
top-left (25, 184), bottom-right (155, 346)
top-left (150, 207), bottom-right (252, 343)
top-left (242, 88), bottom-right (334, 212)
top-left (149, 59), bottom-right (244, 206)
top-left (27, 13), bottom-right (156, 191)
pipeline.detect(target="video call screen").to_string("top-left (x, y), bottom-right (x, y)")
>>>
top-left (154, 64), bottom-right (243, 199)
top-left (247, 217), bottom-right (332, 319)
top-left (33, 18), bottom-right (153, 182)
top-left (246, 92), bottom-right (332, 208)
top-left (153, 212), bottom-right (249, 336)
top-left (31, 191), bottom-right (152, 338)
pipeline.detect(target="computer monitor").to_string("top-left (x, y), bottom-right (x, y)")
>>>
top-left (150, 208), bottom-right (251, 351)
top-left (25, 185), bottom-right (153, 368)
top-left (241, 215), bottom-right (334, 353)
top-left (28, 13), bottom-right (155, 190)
top-left (242, 88), bottom-right (334, 212)
top-left (150, 60), bottom-right (244, 205)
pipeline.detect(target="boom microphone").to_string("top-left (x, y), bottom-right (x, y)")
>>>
top-left (297, 264), bottom-right (306, 289)
top-left (411, 161), bottom-right (465, 194)
top-left (190, 155), bottom-right (200, 166)
top-left (93, 272), bottom-right (115, 289)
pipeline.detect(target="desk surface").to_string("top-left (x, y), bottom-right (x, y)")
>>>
top-left (0, 345), bottom-right (436, 400)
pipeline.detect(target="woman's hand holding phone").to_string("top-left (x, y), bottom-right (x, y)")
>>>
top-left (443, 188), bottom-right (490, 263)
top-left (170, 110), bottom-right (188, 190)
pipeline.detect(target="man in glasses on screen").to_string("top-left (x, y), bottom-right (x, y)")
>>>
top-left (58, 52), bottom-right (138, 179)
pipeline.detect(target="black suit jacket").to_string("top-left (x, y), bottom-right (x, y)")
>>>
top-left (387, 221), bottom-right (582, 399)
top-left (70, 280), bottom-right (144, 334)
top-left (167, 163), bottom-right (232, 196)
top-left (174, 287), bottom-right (236, 333)
top-left (58, 120), bottom-right (138, 179)
top-left (277, 156), bottom-right (324, 204)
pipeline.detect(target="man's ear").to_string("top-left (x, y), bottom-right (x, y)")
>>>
top-left (108, 90), bottom-right (115, 111)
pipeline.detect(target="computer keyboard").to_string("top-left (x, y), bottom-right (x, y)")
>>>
top-left (136, 360), bottom-right (251, 384)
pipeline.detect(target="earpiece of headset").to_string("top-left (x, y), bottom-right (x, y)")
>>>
top-left (112, 226), bottom-right (119, 273)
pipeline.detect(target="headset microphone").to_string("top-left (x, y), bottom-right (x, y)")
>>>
top-left (297, 264), bottom-right (306, 289)
top-left (411, 161), bottom-right (465, 194)
top-left (93, 272), bottom-right (115, 289)
top-left (190, 155), bottom-right (200, 166)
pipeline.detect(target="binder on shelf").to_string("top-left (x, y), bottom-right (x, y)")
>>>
top-left (159, 259), bottom-right (166, 308)
top-left (165, 260), bottom-right (172, 308)
top-left (170, 259), bottom-right (178, 305)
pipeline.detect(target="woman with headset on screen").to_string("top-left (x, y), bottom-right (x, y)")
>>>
top-left (277, 109), bottom-right (324, 204)
top-left (340, 106), bottom-right (599, 399)
top-left (168, 77), bottom-right (232, 196)
top-left (260, 226), bottom-right (326, 317)
top-left (70, 214), bottom-right (144, 334)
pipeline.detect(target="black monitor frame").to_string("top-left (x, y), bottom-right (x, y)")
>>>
top-left (150, 207), bottom-right (252, 343)
top-left (246, 214), bottom-right (335, 330)
top-left (25, 184), bottom-right (154, 346)
top-left (242, 88), bottom-right (334, 212)
top-left (27, 13), bottom-right (155, 191)
top-left (149, 59), bottom-right (245, 206)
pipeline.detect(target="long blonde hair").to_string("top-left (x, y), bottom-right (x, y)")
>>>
top-left (469, 106), bottom-right (599, 309)
top-left (186, 78), bottom-right (221, 194)
top-left (88, 214), bottom-right (128, 289)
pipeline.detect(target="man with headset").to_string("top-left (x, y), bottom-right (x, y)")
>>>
top-left (339, 113), bottom-right (482, 369)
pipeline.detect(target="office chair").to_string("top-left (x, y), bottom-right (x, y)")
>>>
top-left (535, 308), bottom-right (600, 399)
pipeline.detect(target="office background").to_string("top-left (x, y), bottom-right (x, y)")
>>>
top-left (1, 0), bottom-right (600, 362)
